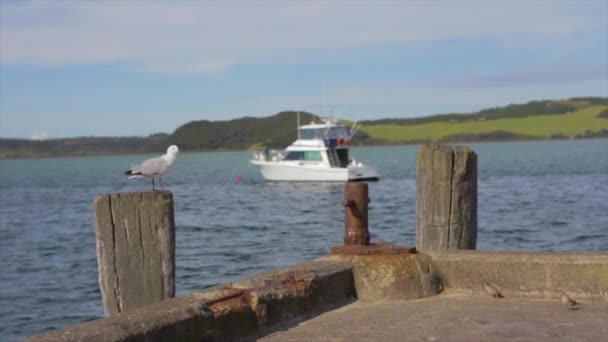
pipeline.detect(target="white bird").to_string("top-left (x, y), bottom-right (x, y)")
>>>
top-left (561, 294), bottom-right (580, 310)
top-left (124, 145), bottom-right (179, 191)
top-left (483, 282), bottom-right (504, 298)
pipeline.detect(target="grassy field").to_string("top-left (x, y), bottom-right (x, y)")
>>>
top-left (3, 99), bottom-right (607, 159)
top-left (359, 105), bottom-right (608, 143)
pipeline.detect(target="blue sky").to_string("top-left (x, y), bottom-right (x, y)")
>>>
top-left (1, 1), bottom-right (606, 139)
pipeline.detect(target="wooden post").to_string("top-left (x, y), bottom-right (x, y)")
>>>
top-left (416, 144), bottom-right (477, 251)
top-left (93, 191), bottom-right (175, 316)
top-left (343, 182), bottom-right (370, 245)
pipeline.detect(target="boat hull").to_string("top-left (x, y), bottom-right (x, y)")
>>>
top-left (250, 160), bottom-right (378, 182)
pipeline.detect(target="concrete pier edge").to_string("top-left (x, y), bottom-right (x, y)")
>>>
top-left (428, 250), bottom-right (608, 300)
top-left (24, 251), bottom-right (608, 341)
top-left (23, 258), bottom-right (355, 342)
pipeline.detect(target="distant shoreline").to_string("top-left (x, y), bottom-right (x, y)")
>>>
top-left (3, 97), bottom-right (606, 160)
top-left (2, 135), bottom-right (607, 161)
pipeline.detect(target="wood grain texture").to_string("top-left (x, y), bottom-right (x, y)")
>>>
top-left (93, 191), bottom-right (175, 315)
top-left (416, 145), bottom-right (477, 251)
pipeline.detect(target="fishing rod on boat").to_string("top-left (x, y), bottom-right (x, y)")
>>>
top-left (349, 121), bottom-right (361, 140)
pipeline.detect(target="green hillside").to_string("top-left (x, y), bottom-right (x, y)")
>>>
top-left (0, 136), bottom-right (156, 159)
top-left (164, 97), bottom-right (608, 150)
top-left (360, 97), bottom-right (608, 126)
top-left (1, 97), bottom-right (607, 159)
top-left (361, 104), bottom-right (608, 144)
top-left (166, 111), bottom-right (319, 151)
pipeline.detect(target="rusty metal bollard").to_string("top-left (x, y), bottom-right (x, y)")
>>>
top-left (342, 182), bottom-right (370, 245)
top-left (332, 182), bottom-right (416, 256)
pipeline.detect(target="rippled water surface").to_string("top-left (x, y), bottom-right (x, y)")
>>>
top-left (1, 139), bottom-right (607, 340)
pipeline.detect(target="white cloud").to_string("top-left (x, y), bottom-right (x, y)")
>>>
top-left (1, 2), bottom-right (603, 74)
top-left (29, 131), bottom-right (49, 140)
top-left (134, 60), bottom-right (236, 75)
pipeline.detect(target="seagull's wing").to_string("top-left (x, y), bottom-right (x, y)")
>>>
top-left (130, 156), bottom-right (168, 177)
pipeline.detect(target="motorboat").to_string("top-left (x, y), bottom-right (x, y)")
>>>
top-left (250, 117), bottom-right (379, 181)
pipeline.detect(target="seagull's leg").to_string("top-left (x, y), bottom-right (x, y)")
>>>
top-left (159, 177), bottom-right (164, 191)
top-left (152, 177), bottom-right (156, 191)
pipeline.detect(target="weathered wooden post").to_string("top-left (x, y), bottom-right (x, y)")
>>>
top-left (93, 191), bottom-right (175, 315)
top-left (416, 144), bottom-right (477, 251)
top-left (343, 182), bottom-right (370, 245)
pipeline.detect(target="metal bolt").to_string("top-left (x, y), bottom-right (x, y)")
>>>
top-left (342, 199), bottom-right (354, 207)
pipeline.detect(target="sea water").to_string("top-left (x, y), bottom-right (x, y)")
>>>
top-left (1, 139), bottom-right (607, 341)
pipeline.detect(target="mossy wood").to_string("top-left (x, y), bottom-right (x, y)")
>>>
top-left (93, 191), bottom-right (176, 316)
top-left (416, 144), bottom-right (477, 251)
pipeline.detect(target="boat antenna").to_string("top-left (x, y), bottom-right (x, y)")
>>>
top-left (349, 121), bottom-right (361, 139)
top-left (321, 79), bottom-right (326, 117)
top-left (297, 111), bottom-right (301, 139)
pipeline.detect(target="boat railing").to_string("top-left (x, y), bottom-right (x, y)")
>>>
top-left (323, 137), bottom-right (351, 148)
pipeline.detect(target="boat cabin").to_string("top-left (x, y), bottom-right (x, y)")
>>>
top-left (287, 123), bottom-right (352, 168)
top-left (298, 125), bottom-right (349, 140)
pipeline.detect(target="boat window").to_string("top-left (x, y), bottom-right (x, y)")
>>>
top-left (299, 128), bottom-right (326, 140)
top-left (326, 127), bottom-right (349, 139)
top-left (299, 127), bottom-right (349, 139)
top-left (284, 151), bottom-right (322, 161)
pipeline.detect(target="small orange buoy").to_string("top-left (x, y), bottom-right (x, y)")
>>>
top-left (234, 176), bottom-right (241, 183)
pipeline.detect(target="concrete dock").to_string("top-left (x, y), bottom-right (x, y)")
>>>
top-left (261, 293), bottom-right (608, 341)
top-left (25, 251), bottom-right (608, 341)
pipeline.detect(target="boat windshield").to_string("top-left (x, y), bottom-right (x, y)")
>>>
top-left (299, 126), bottom-right (349, 140)
top-left (283, 151), bottom-right (323, 161)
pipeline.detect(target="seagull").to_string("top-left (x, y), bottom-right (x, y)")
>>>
top-left (124, 145), bottom-right (179, 191)
top-left (483, 282), bottom-right (504, 298)
top-left (561, 294), bottom-right (580, 310)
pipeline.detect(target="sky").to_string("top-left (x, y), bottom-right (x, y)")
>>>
top-left (0, 1), bottom-right (606, 139)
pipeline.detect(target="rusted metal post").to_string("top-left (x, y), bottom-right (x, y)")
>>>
top-left (343, 182), bottom-right (370, 245)
top-left (332, 182), bottom-right (416, 255)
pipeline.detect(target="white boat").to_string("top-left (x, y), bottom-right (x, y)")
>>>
top-left (250, 117), bottom-right (379, 182)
